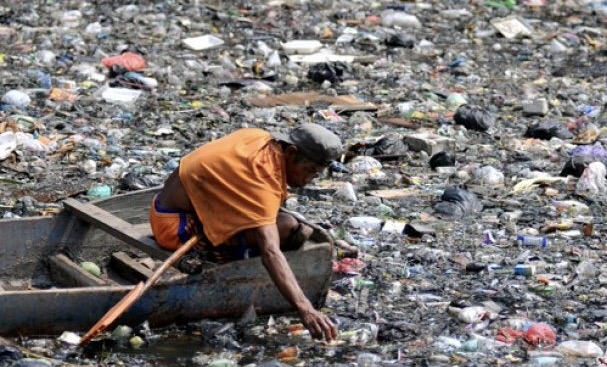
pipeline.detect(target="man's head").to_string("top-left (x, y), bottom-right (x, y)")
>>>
top-left (274, 124), bottom-right (343, 187)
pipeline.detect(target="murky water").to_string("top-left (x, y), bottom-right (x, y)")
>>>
top-left (116, 335), bottom-right (206, 367)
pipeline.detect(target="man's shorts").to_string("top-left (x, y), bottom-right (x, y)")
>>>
top-left (149, 194), bottom-right (259, 264)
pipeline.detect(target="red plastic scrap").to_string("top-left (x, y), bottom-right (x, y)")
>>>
top-left (523, 323), bottom-right (557, 348)
top-left (495, 327), bottom-right (523, 344)
top-left (332, 258), bottom-right (366, 274)
top-left (101, 52), bottom-right (147, 71)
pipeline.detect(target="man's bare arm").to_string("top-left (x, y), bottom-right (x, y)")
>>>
top-left (246, 224), bottom-right (337, 341)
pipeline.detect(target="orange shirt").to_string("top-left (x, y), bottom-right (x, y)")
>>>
top-left (179, 128), bottom-right (287, 245)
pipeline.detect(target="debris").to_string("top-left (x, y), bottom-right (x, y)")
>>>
top-left (434, 186), bottom-right (483, 217)
top-left (307, 62), bottom-right (350, 84)
top-left (491, 16), bottom-right (533, 39)
top-left (80, 262), bottom-right (101, 277)
top-left (404, 133), bottom-right (455, 155)
top-left (182, 35), bottom-right (225, 51)
top-left (101, 52), bottom-right (146, 72)
top-left (523, 99), bottom-right (549, 116)
top-left (281, 40), bottom-right (323, 55)
top-left (453, 105), bottom-right (495, 132)
top-left (5, 0), bottom-right (607, 366)
top-left (246, 92), bottom-right (376, 111)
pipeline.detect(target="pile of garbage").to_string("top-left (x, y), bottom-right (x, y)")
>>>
top-left (2, 0), bottom-right (607, 365)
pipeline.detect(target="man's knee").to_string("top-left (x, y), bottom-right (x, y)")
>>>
top-left (278, 213), bottom-right (312, 251)
top-left (277, 212), bottom-right (299, 239)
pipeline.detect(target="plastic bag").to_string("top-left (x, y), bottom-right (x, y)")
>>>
top-left (523, 323), bottom-right (557, 347)
top-left (474, 166), bottom-right (505, 185)
top-left (434, 186), bottom-right (483, 217)
top-left (453, 104), bottom-right (495, 132)
top-left (560, 155), bottom-right (597, 178)
top-left (429, 151), bottom-right (455, 169)
top-left (307, 62), bottom-right (350, 83)
top-left (556, 340), bottom-right (603, 357)
top-left (575, 162), bottom-right (607, 196)
top-left (101, 52), bottom-right (146, 72)
top-left (570, 142), bottom-right (607, 159)
top-left (347, 156), bottom-right (383, 174)
top-left (524, 121), bottom-right (573, 140)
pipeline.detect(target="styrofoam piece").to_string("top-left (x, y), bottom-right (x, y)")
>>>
top-left (0, 132), bottom-right (17, 160)
top-left (288, 52), bottom-right (356, 64)
top-left (491, 16), bottom-right (533, 39)
top-left (281, 40), bottom-right (323, 55)
top-left (101, 87), bottom-right (142, 106)
top-left (182, 35), bottom-right (225, 51)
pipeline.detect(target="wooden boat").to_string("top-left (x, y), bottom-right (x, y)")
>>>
top-left (0, 188), bottom-right (333, 337)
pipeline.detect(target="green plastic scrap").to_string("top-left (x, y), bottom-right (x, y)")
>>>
top-left (485, 0), bottom-right (516, 8)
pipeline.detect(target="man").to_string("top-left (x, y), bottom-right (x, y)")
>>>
top-left (149, 123), bottom-right (342, 341)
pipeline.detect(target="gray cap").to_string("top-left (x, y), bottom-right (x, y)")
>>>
top-left (273, 123), bottom-right (343, 165)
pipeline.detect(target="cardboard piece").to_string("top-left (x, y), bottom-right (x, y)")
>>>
top-left (246, 92), bottom-right (376, 111)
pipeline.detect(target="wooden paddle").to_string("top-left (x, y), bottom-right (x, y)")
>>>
top-left (79, 235), bottom-right (200, 345)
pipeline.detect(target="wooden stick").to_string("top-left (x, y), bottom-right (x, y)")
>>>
top-left (79, 235), bottom-right (199, 345)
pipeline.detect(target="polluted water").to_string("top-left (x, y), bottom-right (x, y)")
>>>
top-left (2, 0), bottom-right (607, 366)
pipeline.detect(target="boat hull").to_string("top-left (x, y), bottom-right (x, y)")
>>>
top-left (0, 188), bottom-right (333, 336)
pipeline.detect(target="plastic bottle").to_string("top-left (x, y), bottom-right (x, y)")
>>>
top-left (354, 277), bottom-right (375, 290)
top-left (516, 235), bottom-right (549, 247)
top-left (514, 264), bottom-right (536, 277)
top-left (86, 185), bottom-right (112, 198)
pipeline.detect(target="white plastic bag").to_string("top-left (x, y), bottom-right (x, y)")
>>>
top-left (576, 161), bottom-right (607, 196)
top-left (556, 340), bottom-right (603, 358)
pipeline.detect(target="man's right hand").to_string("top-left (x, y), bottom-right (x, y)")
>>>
top-left (248, 224), bottom-right (337, 342)
top-left (299, 307), bottom-right (337, 341)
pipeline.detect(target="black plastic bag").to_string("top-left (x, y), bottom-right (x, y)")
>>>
top-left (385, 34), bottom-right (415, 48)
top-left (429, 151), bottom-right (455, 169)
top-left (307, 62), bottom-right (350, 84)
top-left (560, 156), bottom-right (597, 177)
top-left (434, 186), bottom-right (483, 217)
top-left (453, 104), bottom-right (495, 132)
top-left (373, 137), bottom-right (408, 156)
top-left (524, 121), bottom-right (573, 140)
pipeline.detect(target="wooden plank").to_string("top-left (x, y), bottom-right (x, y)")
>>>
top-left (132, 222), bottom-right (153, 237)
top-left (368, 188), bottom-right (425, 199)
top-left (110, 252), bottom-right (154, 282)
top-left (246, 92), bottom-right (377, 111)
top-left (49, 254), bottom-right (109, 287)
top-left (63, 198), bottom-right (170, 260)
